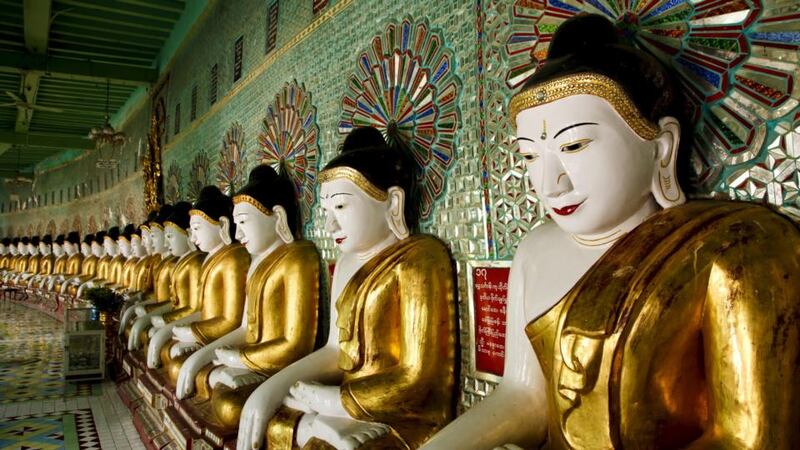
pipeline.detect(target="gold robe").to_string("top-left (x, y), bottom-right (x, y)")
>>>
top-left (38, 254), bottom-right (54, 275)
top-left (26, 255), bottom-right (40, 274)
top-left (54, 254), bottom-right (83, 293)
top-left (1, 254), bottom-right (13, 270)
top-left (132, 254), bottom-right (161, 294)
top-left (120, 257), bottom-right (139, 289)
top-left (268, 234), bottom-right (456, 449)
top-left (52, 255), bottom-right (67, 275)
top-left (161, 251), bottom-right (205, 323)
top-left (106, 255), bottom-right (125, 285)
top-left (208, 240), bottom-right (321, 430)
top-left (144, 254), bottom-right (179, 312)
top-left (95, 255), bottom-right (111, 282)
top-left (165, 244), bottom-right (249, 384)
top-left (525, 201), bottom-right (800, 449)
top-left (15, 255), bottom-right (29, 273)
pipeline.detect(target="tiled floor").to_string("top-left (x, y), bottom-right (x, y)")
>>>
top-left (0, 301), bottom-right (144, 450)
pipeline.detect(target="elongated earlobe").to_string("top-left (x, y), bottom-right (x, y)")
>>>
top-left (651, 116), bottom-right (686, 209)
top-left (219, 217), bottom-right (232, 245)
top-left (386, 187), bottom-right (410, 240)
top-left (273, 206), bottom-right (295, 244)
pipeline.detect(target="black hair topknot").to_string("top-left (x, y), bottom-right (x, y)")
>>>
top-left (235, 164), bottom-right (301, 238)
top-left (166, 201), bottom-right (192, 231)
top-left (55, 235), bottom-right (65, 245)
top-left (67, 232), bottom-right (81, 245)
top-left (193, 185), bottom-right (235, 240)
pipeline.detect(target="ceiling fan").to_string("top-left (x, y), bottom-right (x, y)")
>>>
top-left (0, 90), bottom-right (63, 113)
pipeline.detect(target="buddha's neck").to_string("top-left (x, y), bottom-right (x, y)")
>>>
top-left (248, 240), bottom-right (284, 279)
top-left (207, 242), bottom-right (224, 258)
top-left (357, 234), bottom-right (399, 261)
top-left (572, 197), bottom-right (659, 248)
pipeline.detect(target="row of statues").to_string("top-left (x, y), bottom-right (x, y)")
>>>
top-left (1, 14), bottom-right (798, 449)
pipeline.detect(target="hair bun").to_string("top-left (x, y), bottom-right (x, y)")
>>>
top-left (199, 185), bottom-right (225, 201)
top-left (248, 164), bottom-right (279, 184)
top-left (341, 127), bottom-right (387, 153)
top-left (547, 13), bottom-right (620, 59)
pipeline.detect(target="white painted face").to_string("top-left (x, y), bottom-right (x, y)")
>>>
top-left (150, 227), bottom-right (166, 253)
top-left (103, 237), bottom-right (114, 255)
top-left (233, 202), bottom-right (278, 256)
top-left (80, 242), bottom-right (91, 256)
top-left (91, 241), bottom-right (103, 257)
top-left (53, 244), bottom-right (64, 257)
top-left (9, 245), bottom-right (17, 255)
top-left (131, 235), bottom-right (144, 255)
top-left (140, 228), bottom-right (152, 253)
top-left (39, 243), bottom-right (51, 255)
top-left (516, 94), bottom-right (659, 237)
top-left (28, 243), bottom-right (37, 254)
top-left (320, 178), bottom-right (393, 254)
top-left (189, 215), bottom-right (223, 253)
top-left (118, 238), bottom-right (131, 258)
top-left (63, 242), bottom-right (76, 256)
top-left (165, 225), bottom-right (189, 257)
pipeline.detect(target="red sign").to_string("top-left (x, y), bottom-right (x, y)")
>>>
top-left (471, 265), bottom-right (510, 377)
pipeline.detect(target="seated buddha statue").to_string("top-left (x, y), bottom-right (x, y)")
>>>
top-left (105, 224), bottom-right (137, 291)
top-left (128, 202), bottom-right (193, 350)
top-left (8, 237), bottom-right (31, 285)
top-left (62, 233), bottom-right (97, 296)
top-left (0, 238), bottom-right (12, 273)
top-left (50, 232), bottom-right (83, 293)
top-left (75, 231), bottom-right (113, 298)
top-left (28, 234), bottom-right (55, 288)
top-left (0, 237), bottom-right (19, 278)
top-left (118, 218), bottom-right (157, 332)
top-left (41, 235), bottom-right (66, 290)
top-left (238, 127), bottom-right (457, 450)
top-left (160, 186), bottom-right (249, 385)
top-left (16, 236), bottom-right (40, 285)
top-left (422, 14), bottom-right (800, 450)
top-left (172, 164), bottom-right (321, 435)
top-left (147, 217), bottom-right (206, 369)
top-left (119, 207), bottom-right (174, 334)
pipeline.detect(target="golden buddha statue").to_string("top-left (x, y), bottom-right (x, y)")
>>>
top-left (238, 128), bottom-right (457, 450)
top-left (162, 186), bottom-right (249, 385)
top-left (51, 235), bottom-right (68, 276)
top-left (171, 165), bottom-right (321, 441)
top-left (37, 235), bottom-right (55, 276)
top-left (423, 14), bottom-right (800, 450)
top-left (51, 232), bottom-right (83, 293)
top-left (62, 234), bottom-right (98, 296)
top-left (0, 238), bottom-right (14, 272)
top-left (128, 202), bottom-right (193, 351)
top-left (75, 230), bottom-right (110, 297)
top-left (19, 236), bottom-right (41, 285)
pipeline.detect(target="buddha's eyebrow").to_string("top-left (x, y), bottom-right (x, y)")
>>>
top-left (321, 192), bottom-right (353, 200)
top-left (515, 137), bottom-right (535, 143)
top-left (554, 122), bottom-right (597, 139)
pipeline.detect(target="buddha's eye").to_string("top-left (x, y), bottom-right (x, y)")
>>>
top-left (521, 153), bottom-right (539, 163)
top-left (335, 204), bottom-right (345, 210)
top-left (560, 138), bottom-right (592, 153)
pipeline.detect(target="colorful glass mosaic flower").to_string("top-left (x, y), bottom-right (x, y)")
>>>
top-left (216, 123), bottom-right (248, 196)
top-left (165, 165), bottom-right (184, 204)
top-left (258, 80), bottom-right (319, 226)
top-left (505, 0), bottom-right (800, 192)
top-left (187, 152), bottom-right (213, 202)
top-left (338, 16), bottom-right (463, 221)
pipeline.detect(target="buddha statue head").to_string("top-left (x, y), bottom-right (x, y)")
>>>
top-left (319, 127), bottom-right (417, 256)
top-left (119, 224), bottom-right (135, 258)
top-left (53, 235), bottom-right (65, 257)
top-left (233, 164), bottom-right (298, 257)
top-left (509, 14), bottom-right (687, 242)
top-left (190, 186), bottom-right (234, 253)
top-left (9, 238), bottom-right (19, 256)
top-left (40, 235), bottom-right (52, 256)
top-left (149, 204), bottom-right (174, 255)
top-left (141, 210), bottom-right (158, 255)
top-left (104, 227), bottom-right (120, 256)
top-left (131, 227), bottom-right (145, 257)
top-left (80, 234), bottom-right (93, 257)
top-left (64, 232), bottom-right (80, 256)
top-left (92, 231), bottom-right (106, 257)
top-left (0, 237), bottom-right (9, 255)
top-left (165, 201), bottom-right (192, 257)
top-left (19, 237), bottom-right (30, 256)
top-left (29, 236), bottom-right (39, 255)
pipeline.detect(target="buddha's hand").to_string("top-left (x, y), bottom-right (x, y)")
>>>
top-left (172, 325), bottom-right (198, 343)
top-left (288, 381), bottom-right (350, 418)
top-left (214, 367), bottom-right (264, 389)
top-left (212, 348), bottom-right (248, 369)
top-left (134, 305), bottom-right (147, 317)
top-left (170, 340), bottom-right (201, 359)
top-left (310, 414), bottom-right (390, 450)
top-left (151, 315), bottom-right (166, 328)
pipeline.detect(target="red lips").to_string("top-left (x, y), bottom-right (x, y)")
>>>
top-left (552, 201), bottom-right (585, 216)
top-left (335, 237), bottom-right (346, 245)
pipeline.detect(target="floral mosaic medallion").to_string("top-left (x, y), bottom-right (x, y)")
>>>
top-left (258, 80), bottom-right (320, 226)
top-left (165, 164), bottom-right (184, 204)
top-left (338, 16), bottom-right (463, 221)
top-left (217, 123), bottom-right (248, 195)
top-left (504, 0), bottom-right (800, 200)
top-left (187, 152), bottom-right (213, 202)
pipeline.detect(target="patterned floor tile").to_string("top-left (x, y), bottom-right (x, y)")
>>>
top-left (0, 408), bottom-right (98, 450)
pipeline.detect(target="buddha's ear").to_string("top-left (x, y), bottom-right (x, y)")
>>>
top-left (273, 205), bottom-right (295, 244)
top-left (218, 216), bottom-right (232, 245)
top-left (651, 116), bottom-right (686, 209)
top-left (386, 186), bottom-right (410, 240)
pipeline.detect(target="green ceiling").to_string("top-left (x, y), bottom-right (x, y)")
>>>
top-left (0, 0), bottom-right (187, 178)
